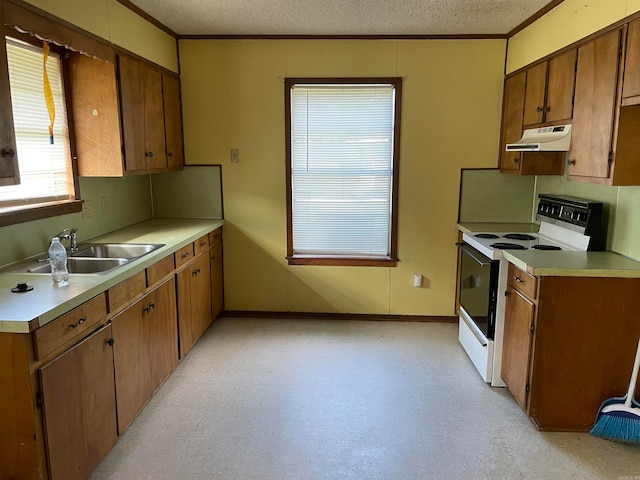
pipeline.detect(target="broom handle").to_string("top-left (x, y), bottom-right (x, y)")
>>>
top-left (625, 338), bottom-right (640, 408)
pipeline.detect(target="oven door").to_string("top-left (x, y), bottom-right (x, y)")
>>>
top-left (456, 242), bottom-right (499, 341)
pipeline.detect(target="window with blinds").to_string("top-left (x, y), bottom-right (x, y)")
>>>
top-left (0, 38), bottom-right (74, 207)
top-left (286, 78), bottom-right (402, 266)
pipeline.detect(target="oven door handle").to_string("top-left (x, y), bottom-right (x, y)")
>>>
top-left (455, 242), bottom-right (492, 267)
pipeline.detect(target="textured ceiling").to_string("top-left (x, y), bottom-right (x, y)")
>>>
top-left (128, 0), bottom-right (557, 37)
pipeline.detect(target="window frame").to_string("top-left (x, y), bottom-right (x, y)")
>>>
top-left (0, 29), bottom-right (82, 227)
top-left (284, 77), bottom-right (402, 267)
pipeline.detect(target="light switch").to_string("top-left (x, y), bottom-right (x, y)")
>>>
top-left (230, 149), bottom-right (240, 164)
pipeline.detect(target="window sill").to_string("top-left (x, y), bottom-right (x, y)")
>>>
top-left (286, 255), bottom-right (399, 267)
top-left (0, 200), bottom-right (83, 228)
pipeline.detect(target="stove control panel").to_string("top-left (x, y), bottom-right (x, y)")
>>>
top-left (536, 194), bottom-right (605, 250)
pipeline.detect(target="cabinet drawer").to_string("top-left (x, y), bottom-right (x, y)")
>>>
top-left (508, 263), bottom-right (538, 299)
top-left (33, 293), bottom-right (107, 360)
top-left (147, 254), bottom-right (175, 286)
top-left (175, 243), bottom-right (194, 268)
top-left (194, 234), bottom-right (210, 256)
top-left (209, 227), bottom-right (222, 247)
top-left (108, 271), bottom-right (146, 312)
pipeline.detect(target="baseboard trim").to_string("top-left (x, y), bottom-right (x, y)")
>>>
top-left (220, 310), bottom-right (457, 323)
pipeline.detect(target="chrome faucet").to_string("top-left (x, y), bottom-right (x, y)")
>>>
top-left (55, 227), bottom-right (78, 252)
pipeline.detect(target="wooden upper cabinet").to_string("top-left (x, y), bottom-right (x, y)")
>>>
top-left (69, 52), bottom-right (184, 176)
top-left (523, 49), bottom-right (576, 126)
top-left (569, 28), bottom-right (622, 180)
top-left (622, 19), bottom-right (640, 102)
top-left (545, 49), bottom-right (578, 122)
top-left (523, 62), bottom-right (547, 125)
top-left (119, 55), bottom-right (166, 172)
top-left (499, 72), bottom-right (525, 173)
top-left (0, 32), bottom-right (20, 186)
top-left (162, 74), bottom-right (184, 170)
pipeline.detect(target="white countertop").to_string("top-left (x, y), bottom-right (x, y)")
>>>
top-left (0, 218), bottom-right (224, 333)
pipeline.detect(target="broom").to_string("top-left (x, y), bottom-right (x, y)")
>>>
top-left (590, 338), bottom-right (640, 444)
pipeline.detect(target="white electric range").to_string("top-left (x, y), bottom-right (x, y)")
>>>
top-left (456, 194), bottom-right (605, 386)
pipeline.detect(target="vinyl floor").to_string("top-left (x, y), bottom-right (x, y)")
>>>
top-left (90, 317), bottom-right (639, 480)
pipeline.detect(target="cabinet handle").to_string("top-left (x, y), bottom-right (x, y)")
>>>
top-left (181, 252), bottom-right (190, 259)
top-left (546, 106), bottom-right (551, 112)
top-left (504, 290), bottom-right (510, 297)
top-left (513, 276), bottom-right (524, 283)
top-left (536, 106), bottom-right (543, 112)
top-left (68, 317), bottom-right (86, 328)
top-left (143, 302), bottom-right (155, 313)
top-left (145, 151), bottom-right (154, 158)
top-left (107, 338), bottom-right (115, 346)
top-left (167, 151), bottom-right (173, 157)
top-left (0, 148), bottom-right (15, 158)
top-left (200, 241), bottom-right (207, 247)
top-left (192, 268), bottom-right (201, 276)
top-left (568, 159), bottom-right (576, 165)
top-left (513, 157), bottom-right (519, 163)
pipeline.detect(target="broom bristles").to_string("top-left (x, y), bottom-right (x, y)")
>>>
top-left (590, 410), bottom-right (640, 445)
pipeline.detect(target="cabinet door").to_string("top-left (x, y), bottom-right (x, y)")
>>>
top-left (211, 241), bottom-right (224, 319)
top-left (569, 29), bottom-right (622, 179)
top-left (499, 72), bottom-right (525, 173)
top-left (177, 255), bottom-right (212, 358)
top-left (40, 324), bottom-right (117, 480)
top-left (523, 62), bottom-right (547, 126)
top-left (111, 297), bottom-right (152, 434)
top-left (622, 19), bottom-right (640, 100)
top-left (502, 286), bottom-right (535, 410)
top-left (194, 254), bottom-right (212, 338)
top-left (146, 278), bottom-right (178, 393)
top-left (546, 49), bottom-right (577, 122)
top-left (162, 74), bottom-right (184, 170)
top-left (119, 56), bottom-right (166, 172)
top-left (0, 32), bottom-right (19, 186)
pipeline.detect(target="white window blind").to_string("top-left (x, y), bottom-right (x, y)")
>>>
top-left (0, 38), bottom-right (72, 207)
top-left (290, 83), bottom-right (396, 257)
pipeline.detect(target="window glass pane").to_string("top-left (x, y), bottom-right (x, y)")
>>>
top-left (0, 38), bottom-right (72, 206)
top-left (290, 83), bottom-right (395, 257)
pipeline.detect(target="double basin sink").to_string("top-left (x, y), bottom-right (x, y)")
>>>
top-left (10, 243), bottom-right (165, 275)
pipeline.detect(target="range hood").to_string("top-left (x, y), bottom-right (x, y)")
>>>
top-left (506, 125), bottom-right (572, 152)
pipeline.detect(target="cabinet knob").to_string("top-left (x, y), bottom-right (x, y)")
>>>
top-left (513, 276), bottom-right (523, 283)
top-left (568, 159), bottom-right (576, 165)
top-left (513, 157), bottom-right (519, 163)
top-left (0, 148), bottom-right (15, 158)
top-left (504, 290), bottom-right (510, 297)
top-left (107, 338), bottom-right (115, 346)
top-left (182, 252), bottom-right (190, 259)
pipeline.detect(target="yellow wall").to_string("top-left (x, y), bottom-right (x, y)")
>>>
top-left (507, 0), bottom-right (640, 73)
top-left (180, 39), bottom-right (506, 315)
top-left (23, 0), bottom-right (178, 72)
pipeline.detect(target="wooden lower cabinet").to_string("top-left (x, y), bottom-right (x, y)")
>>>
top-left (111, 278), bottom-right (178, 434)
top-left (40, 324), bottom-right (117, 480)
top-left (210, 240), bottom-right (224, 318)
top-left (177, 254), bottom-right (212, 358)
top-left (502, 265), bottom-right (640, 431)
top-left (502, 285), bottom-right (535, 410)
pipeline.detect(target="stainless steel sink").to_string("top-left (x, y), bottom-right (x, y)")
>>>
top-left (25, 258), bottom-right (129, 275)
top-left (3, 242), bottom-right (165, 275)
top-left (71, 243), bottom-right (164, 259)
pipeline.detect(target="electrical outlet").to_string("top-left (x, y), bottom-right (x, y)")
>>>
top-left (101, 196), bottom-right (111, 216)
top-left (230, 148), bottom-right (240, 164)
top-left (82, 199), bottom-right (93, 218)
